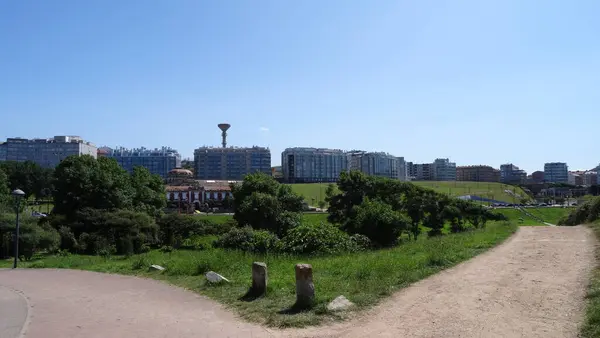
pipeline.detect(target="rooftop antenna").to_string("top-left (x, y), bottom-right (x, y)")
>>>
top-left (218, 123), bottom-right (231, 148)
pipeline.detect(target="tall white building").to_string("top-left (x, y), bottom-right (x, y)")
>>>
top-left (348, 151), bottom-right (407, 181)
top-left (544, 162), bottom-right (568, 183)
top-left (431, 158), bottom-right (457, 181)
top-left (282, 147), bottom-right (348, 183)
top-left (0, 135), bottom-right (97, 168)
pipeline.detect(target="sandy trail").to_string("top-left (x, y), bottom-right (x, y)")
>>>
top-left (0, 226), bottom-right (595, 338)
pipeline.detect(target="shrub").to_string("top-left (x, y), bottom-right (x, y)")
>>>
top-left (280, 222), bottom-right (356, 255)
top-left (58, 226), bottom-right (78, 251)
top-left (157, 214), bottom-right (229, 247)
top-left (560, 199), bottom-right (596, 226)
top-left (350, 234), bottom-right (372, 251)
top-left (343, 198), bottom-right (410, 247)
top-left (214, 227), bottom-right (280, 253)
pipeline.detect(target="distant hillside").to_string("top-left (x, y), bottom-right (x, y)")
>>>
top-left (288, 181), bottom-right (530, 206)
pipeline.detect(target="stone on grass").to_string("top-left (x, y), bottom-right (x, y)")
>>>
top-left (149, 264), bottom-right (165, 271)
top-left (295, 263), bottom-right (315, 308)
top-left (251, 262), bottom-right (268, 295)
top-left (327, 295), bottom-right (354, 311)
top-left (205, 271), bottom-right (230, 283)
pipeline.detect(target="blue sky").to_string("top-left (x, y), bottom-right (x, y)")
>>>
top-left (1, 0), bottom-right (599, 173)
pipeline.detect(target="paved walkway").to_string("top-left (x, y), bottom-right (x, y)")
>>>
top-left (0, 286), bottom-right (28, 338)
top-left (0, 226), bottom-right (595, 338)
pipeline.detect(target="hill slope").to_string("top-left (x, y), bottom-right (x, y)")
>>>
top-left (288, 181), bottom-right (530, 206)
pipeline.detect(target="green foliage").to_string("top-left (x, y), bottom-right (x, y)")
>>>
top-left (280, 221), bottom-right (357, 255)
top-left (214, 227), bottom-right (280, 253)
top-left (560, 197), bottom-right (600, 226)
top-left (0, 213), bottom-right (60, 260)
top-left (0, 169), bottom-right (9, 211)
top-left (130, 166), bottom-right (166, 218)
top-left (345, 198), bottom-right (410, 247)
top-left (156, 213), bottom-right (231, 247)
top-left (232, 173), bottom-right (304, 237)
top-left (327, 170), bottom-right (504, 243)
top-left (0, 161), bottom-right (54, 200)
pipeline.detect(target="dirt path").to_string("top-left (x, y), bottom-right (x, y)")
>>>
top-left (0, 226), bottom-right (595, 338)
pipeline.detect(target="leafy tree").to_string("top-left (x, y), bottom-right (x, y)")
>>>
top-left (130, 166), bottom-right (166, 218)
top-left (231, 172), bottom-right (304, 237)
top-left (0, 161), bottom-right (53, 199)
top-left (0, 169), bottom-right (9, 211)
top-left (53, 155), bottom-right (134, 216)
top-left (344, 198), bottom-right (410, 247)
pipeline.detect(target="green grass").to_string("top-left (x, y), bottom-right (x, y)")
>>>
top-left (1, 221), bottom-right (517, 328)
top-left (287, 183), bottom-right (332, 206)
top-left (581, 220), bottom-right (600, 338)
top-left (288, 181), bottom-right (530, 206)
top-left (494, 207), bottom-right (572, 226)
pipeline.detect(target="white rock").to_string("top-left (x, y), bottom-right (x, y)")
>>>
top-left (327, 295), bottom-right (354, 311)
top-left (149, 264), bottom-right (165, 271)
top-left (205, 271), bottom-right (230, 283)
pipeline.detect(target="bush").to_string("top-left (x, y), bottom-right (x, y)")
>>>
top-left (560, 199), bottom-right (597, 226)
top-left (214, 227), bottom-right (280, 253)
top-left (157, 214), bottom-right (230, 247)
top-left (280, 221), bottom-right (356, 255)
top-left (58, 226), bottom-right (78, 251)
top-left (343, 198), bottom-right (410, 247)
top-left (350, 234), bottom-right (372, 251)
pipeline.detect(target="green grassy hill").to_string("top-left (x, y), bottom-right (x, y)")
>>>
top-left (288, 181), bottom-right (530, 206)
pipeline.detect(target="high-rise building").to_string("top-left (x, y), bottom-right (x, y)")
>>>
top-left (282, 147), bottom-right (348, 183)
top-left (431, 158), bottom-right (457, 181)
top-left (104, 146), bottom-right (181, 179)
top-left (194, 146), bottom-right (271, 180)
top-left (193, 124), bottom-right (271, 180)
top-left (0, 136), bottom-right (97, 168)
top-left (413, 163), bottom-right (433, 181)
top-left (457, 165), bottom-right (500, 182)
top-left (544, 162), bottom-right (568, 183)
top-left (348, 151), bottom-right (406, 180)
top-left (500, 164), bottom-right (527, 184)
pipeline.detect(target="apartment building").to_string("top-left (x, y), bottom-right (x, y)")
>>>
top-left (457, 165), bottom-right (500, 182)
top-left (282, 147), bottom-right (348, 183)
top-left (544, 162), bottom-right (569, 183)
top-left (500, 164), bottom-right (527, 184)
top-left (348, 151), bottom-right (407, 181)
top-left (194, 146), bottom-right (271, 180)
top-left (0, 135), bottom-right (97, 168)
top-left (103, 146), bottom-right (181, 179)
top-left (431, 158), bottom-right (457, 181)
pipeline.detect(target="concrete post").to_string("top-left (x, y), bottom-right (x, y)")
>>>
top-left (251, 262), bottom-right (268, 295)
top-left (295, 263), bottom-right (315, 308)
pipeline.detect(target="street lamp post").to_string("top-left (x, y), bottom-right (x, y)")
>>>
top-left (12, 189), bottom-right (25, 269)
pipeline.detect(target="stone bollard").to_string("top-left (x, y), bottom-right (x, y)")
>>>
top-left (295, 263), bottom-right (315, 308)
top-left (251, 262), bottom-right (268, 296)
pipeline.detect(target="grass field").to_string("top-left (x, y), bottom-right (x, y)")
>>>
top-left (288, 181), bottom-right (530, 206)
top-left (494, 207), bottom-right (572, 226)
top-left (0, 221), bottom-right (517, 327)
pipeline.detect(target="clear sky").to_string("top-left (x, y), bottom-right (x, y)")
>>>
top-left (1, 0), bottom-right (599, 173)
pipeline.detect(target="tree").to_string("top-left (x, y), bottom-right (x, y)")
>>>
top-left (232, 173), bottom-right (304, 237)
top-left (130, 166), bottom-right (166, 218)
top-left (344, 198), bottom-right (409, 247)
top-left (0, 161), bottom-right (53, 199)
top-left (0, 169), bottom-right (9, 211)
top-left (53, 156), bottom-right (135, 216)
